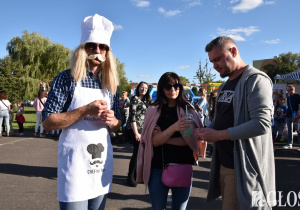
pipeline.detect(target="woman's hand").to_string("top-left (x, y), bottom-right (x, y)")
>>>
top-left (135, 133), bottom-right (141, 141)
top-left (172, 117), bottom-right (191, 132)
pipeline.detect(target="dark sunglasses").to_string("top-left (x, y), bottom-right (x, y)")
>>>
top-left (85, 43), bottom-right (109, 51)
top-left (164, 83), bottom-right (180, 91)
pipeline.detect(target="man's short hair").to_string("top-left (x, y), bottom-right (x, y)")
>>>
top-left (205, 36), bottom-right (236, 52)
top-left (122, 91), bottom-right (128, 95)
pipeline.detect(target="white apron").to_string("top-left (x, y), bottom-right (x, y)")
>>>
top-left (57, 82), bottom-right (113, 202)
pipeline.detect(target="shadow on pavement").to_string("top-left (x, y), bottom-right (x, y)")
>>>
top-left (0, 163), bottom-right (57, 179)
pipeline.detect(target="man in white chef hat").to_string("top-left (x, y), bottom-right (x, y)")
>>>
top-left (42, 14), bottom-right (122, 210)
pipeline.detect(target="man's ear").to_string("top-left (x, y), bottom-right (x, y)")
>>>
top-left (229, 47), bottom-right (237, 57)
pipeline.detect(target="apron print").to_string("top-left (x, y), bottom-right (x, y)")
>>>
top-left (87, 143), bottom-right (105, 173)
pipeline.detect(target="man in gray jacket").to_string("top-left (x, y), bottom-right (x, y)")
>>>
top-left (195, 36), bottom-right (276, 209)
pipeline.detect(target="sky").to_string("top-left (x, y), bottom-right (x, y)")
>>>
top-left (0, 0), bottom-right (300, 84)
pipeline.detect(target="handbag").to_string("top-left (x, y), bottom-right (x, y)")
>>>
top-left (161, 146), bottom-right (193, 187)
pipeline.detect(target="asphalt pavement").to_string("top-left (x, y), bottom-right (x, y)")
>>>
top-left (0, 132), bottom-right (299, 210)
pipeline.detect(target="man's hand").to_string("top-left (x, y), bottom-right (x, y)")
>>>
top-left (85, 100), bottom-right (108, 117)
top-left (194, 128), bottom-right (230, 142)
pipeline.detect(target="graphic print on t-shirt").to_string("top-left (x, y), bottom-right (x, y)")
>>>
top-left (217, 90), bottom-right (234, 104)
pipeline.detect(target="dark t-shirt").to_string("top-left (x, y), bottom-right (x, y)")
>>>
top-left (214, 73), bottom-right (243, 169)
top-left (151, 105), bottom-right (194, 169)
top-left (286, 94), bottom-right (300, 118)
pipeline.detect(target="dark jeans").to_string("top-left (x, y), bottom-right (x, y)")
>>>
top-left (17, 122), bottom-right (24, 133)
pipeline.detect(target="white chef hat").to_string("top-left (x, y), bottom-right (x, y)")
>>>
top-left (80, 14), bottom-right (114, 47)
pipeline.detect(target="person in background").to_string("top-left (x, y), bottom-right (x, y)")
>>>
top-left (283, 85), bottom-right (300, 149)
top-left (42, 14), bottom-right (121, 210)
top-left (0, 92), bottom-right (11, 137)
top-left (195, 36), bottom-right (276, 209)
top-left (137, 72), bottom-right (206, 209)
top-left (197, 88), bottom-right (209, 126)
top-left (273, 97), bottom-right (287, 142)
top-left (33, 89), bottom-right (47, 137)
top-left (119, 91), bottom-right (130, 143)
top-left (126, 81), bottom-right (151, 187)
top-left (15, 101), bottom-right (25, 136)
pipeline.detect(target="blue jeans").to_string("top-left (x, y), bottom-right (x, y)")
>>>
top-left (0, 110), bottom-right (10, 134)
top-left (286, 117), bottom-right (300, 145)
top-left (148, 168), bottom-right (192, 210)
top-left (59, 194), bottom-right (107, 210)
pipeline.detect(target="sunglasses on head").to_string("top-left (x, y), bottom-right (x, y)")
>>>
top-left (85, 43), bottom-right (109, 51)
top-left (164, 83), bottom-right (180, 91)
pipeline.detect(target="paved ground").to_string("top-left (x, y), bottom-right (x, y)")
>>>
top-left (0, 132), bottom-right (299, 209)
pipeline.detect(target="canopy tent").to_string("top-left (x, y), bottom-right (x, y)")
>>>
top-left (274, 69), bottom-right (300, 83)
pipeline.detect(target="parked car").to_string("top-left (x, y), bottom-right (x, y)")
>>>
top-left (23, 100), bottom-right (34, 106)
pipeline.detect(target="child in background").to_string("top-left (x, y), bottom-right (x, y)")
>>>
top-left (274, 98), bottom-right (287, 141)
top-left (15, 101), bottom-right (25, 136)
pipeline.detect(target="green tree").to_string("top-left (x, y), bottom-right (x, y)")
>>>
top-left (179, 76), bottom-right (190, 84)
top-left (115, 57), bottom-right (130, 95)
top-left (1, 30), bottom-right (71, 102)
top-left (194, 59), bottom-right (216, 93)
top-left (263, 52), bottom-right (300, 83)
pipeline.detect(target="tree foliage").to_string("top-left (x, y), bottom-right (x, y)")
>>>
top-left (179, 76), bottom-right (190, 84)
top-left (0, 30), bottom-right (71, 102)
top-left (194, 59), bottom-right (216, 93)
top-left (264, 52), bottom-right (300, 83)
top-left (116, 57), bottom-right (130, 94)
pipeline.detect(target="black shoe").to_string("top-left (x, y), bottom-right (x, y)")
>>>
top-left (126, 174), bottom-right (137, 187)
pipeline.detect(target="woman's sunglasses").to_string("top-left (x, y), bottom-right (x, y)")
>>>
top-left (85, 43), bottom-right (109, 51)
top-left (164, 84), bottom-right (180, 91)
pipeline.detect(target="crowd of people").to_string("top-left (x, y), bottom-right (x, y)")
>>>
top-left (1, 13), bottom-right (299, 210)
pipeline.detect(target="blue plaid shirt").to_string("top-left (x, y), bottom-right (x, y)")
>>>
top-left (42, 69), bottom-right (121, 121)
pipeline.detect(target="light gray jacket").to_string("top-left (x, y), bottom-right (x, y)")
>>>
top-left (207, 65), bottom-right (276, 209)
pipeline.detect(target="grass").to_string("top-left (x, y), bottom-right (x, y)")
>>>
top-left (12, 107), bottom-right (37, 132)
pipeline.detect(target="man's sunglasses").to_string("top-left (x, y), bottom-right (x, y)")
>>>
top-left (85, 43), bottom-right (109, 51)
top-left (164, 84), bottom-right (180, 91)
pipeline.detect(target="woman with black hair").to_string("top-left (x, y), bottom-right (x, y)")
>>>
top-left (137, 72), bottom-right (206, 209)
top-left (126, 81), bottom-right (152, 187)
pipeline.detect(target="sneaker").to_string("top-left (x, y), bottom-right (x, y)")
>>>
top-left (40, 134), bottom-right (45, 138)
top-left (282, 144), bottom-right (292, 149)
top-left (297, 147), bottom-right (300, 152)
top-left (19, 133), bottom-right (24, 136)
top-left (34, 133), bottom-right (38, 137)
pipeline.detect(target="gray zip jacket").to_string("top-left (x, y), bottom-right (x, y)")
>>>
top-left (207, 65), bottom-right (276, 209)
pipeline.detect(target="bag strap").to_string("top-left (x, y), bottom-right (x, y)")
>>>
top-left (38, 98), bottom-right (45, 106)
top-left (1, 100), bottom-right (8, 108)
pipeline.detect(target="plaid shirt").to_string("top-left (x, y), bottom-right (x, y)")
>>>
top-left (42, 69), bottom-right (121, 121)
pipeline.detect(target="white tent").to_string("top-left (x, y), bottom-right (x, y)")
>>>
top-left (274, 69), bottom-right (300, 83)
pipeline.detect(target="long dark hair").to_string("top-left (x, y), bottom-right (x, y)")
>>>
top-left (135, 81), bottom-right (151, 103)
top-left (154, 72), bottom-right (192, 110)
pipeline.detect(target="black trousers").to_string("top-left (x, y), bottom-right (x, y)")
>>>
top-left (17, 122), bottom-right (24, 133)
top-left (128, 128), bottom-right (142, 177)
